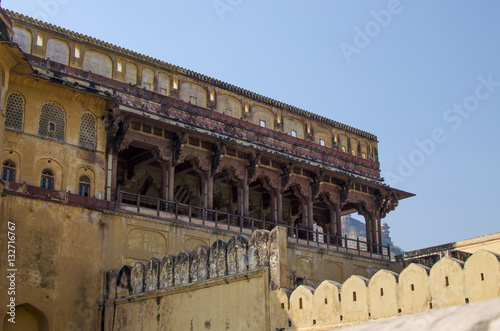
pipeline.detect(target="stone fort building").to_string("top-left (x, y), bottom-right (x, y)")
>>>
top-left (1, 6), bottom-right (498, 331)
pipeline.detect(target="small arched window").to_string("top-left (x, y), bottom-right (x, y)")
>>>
top-left (78, 176), bottom-right (91, 197)
top-left (40, 168), bottom-right (55, 189)
top-left (1, 160), bottom-right (16, 182)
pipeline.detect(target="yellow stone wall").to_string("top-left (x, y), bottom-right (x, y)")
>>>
top-left (2, 76), bottom-right (108, 196)
top-left (104, 271), bottom-right (269, 331)
top-left (287, 245), bottom-right (398, 286)
top-left (273, 249), bottom-right (500, 330)
top-left (0, 194), bottom-right (239, 329)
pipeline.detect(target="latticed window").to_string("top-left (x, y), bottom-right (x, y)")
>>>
top-left (13, 28), bottom-right (31, 53)
top-left (158, 75), bottom-right (168, 95)
top-left (180, 83), bottom-right (207, 108)
top-left (40, 168), bottom-right (55, 189)
top-left (1, 160), bottom-right (16, 182)
top-left (38, 103), bottom-right (65, 142)
top-left (82, 51), bottom-right (112, 78)
top-left (126, 63), bottom-right (137, 85)
top-left (5, 93), bottom-right (24, 131)
top-left (142, 69), bottom-right (153, 91)
top-left (79, 112), bottom-right (97, 150)
top-left (78, 176), bottom-right (91, 197)
top-left (46, 39), bottom-right (69, 65)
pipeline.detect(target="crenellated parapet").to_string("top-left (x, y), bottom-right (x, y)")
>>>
top-left (272, 249), bottom-right (500, 330)
top-left (103, 229), bottom-right (274, 301)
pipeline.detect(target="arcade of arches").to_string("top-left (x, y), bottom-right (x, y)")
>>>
top-left (108, 113), bottom-right (400, 250)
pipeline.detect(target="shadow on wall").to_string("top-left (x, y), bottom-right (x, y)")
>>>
top-left (272, 250), bottom-right (500, 330)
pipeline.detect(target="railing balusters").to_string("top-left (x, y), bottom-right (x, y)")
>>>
top-left (115, 190), bottom-right (391, 261)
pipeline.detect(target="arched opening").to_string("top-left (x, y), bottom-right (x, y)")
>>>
top-left (282, 184), bottom-right (307, 238)
top-left (3, 303), bottom-right (49, 331)
top-left (248, 176), bottom-right (276, 229)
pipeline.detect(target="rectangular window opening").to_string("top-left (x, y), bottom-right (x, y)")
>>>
top-left (353, 291), bottom-right (357, 302)
top-left (259, 120), bottom-right (266, 128)
top-left (320, 139), bottom-right (325, 146)
top-left (481, 273), bottom-right (484, 281)
top-left (380, 288), bottom-right (384, 296)
top-left (281, 303), bottom-right (285, 309)
top-left (299, 298), bottom-right (303, 309)
top-left (411, 284), bottom-right (415, 291)
top-left (324, 298), bottom-right (328, 305)
top-left (445, 276), bottom-right (449, 287)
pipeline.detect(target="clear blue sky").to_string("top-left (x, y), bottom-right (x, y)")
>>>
top-left (5, 0), bottom-right (499, 251)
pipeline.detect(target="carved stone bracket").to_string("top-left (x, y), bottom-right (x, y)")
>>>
top-left (210, 142), bottom-right (225, 177)
top-left (375, 190), bottom-right (399, 219)
top-left (310, 170), bottom-right (324, 200)
top-left (339, 179), bottom-right (351, 206)
top-left (280, 162), bottom-right (294, 190)
top-left (105, 109), bottom-right (130, 153)
top-left (172, 131), bottom-right (188, 165)
top-left (151, 146), bottom-right (170, 163)
top-left (246, 152), bottom-right (260, 185)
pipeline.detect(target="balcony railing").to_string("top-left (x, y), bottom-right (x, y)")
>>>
top-left (117, 189), bottom-right (391, 260)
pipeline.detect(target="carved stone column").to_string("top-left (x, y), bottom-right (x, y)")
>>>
top-left (109, 152), bottom-right (118, 201)
top-left (276, 189), bottom-right (283, 224)
top-left (207, 175), bottom-right (213, 210)
top-left (161, 162), bottom-right (168, 200)
top-left (168, 163), bottom-right (175, 201)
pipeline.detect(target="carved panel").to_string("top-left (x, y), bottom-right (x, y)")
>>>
top-left (126, 228), bottom-right (167, 261)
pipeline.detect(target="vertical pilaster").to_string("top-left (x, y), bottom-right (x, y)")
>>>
top-left (109, 153), bottom-right (118, 201)
top-left (168, 163), bottom-right (175, 201)
top-left (335, 204), bottom-right (342, 237)
top-left (276, 190), bottom-right (283, 224)
top-left (243, 183), bottom-right (249, 216)
top-left (161, 162), bottom-right (168, 200)
top-left (207, 175), bottom-right (213, 210)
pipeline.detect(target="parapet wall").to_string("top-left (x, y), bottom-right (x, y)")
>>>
top-left (102, 229), bottom-right (281, 330)
top-left (104, 229), bottom-right (272, 301)
top-left (271, 249), bottom-right (500, 330)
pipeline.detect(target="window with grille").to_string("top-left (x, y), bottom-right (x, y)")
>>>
top-left (78, 176), bottom-right (91, 197)
top-left (142, 69), bottom-right (153, 91)
top-left (41, 168), bottom-right (55, 189)
top-left (126, 63), bottom-right (137, 85)
top-left (158, 74), bottom-right (168, 95)
top-left (180, 82), bottom-right (207, 108)
top-left (79, 112), bottom-right (97, 150)
top-left (46, 39), bottom-right (69, 65)
top-left (82, 51), bottom-right (112, 78)
top-left (13, 28), bottom-right (31, 53)
top-left (38, 103), bottom-right (65, 142)
top-left (5, 92), bottom-right (24, 131)
top-left (1, 160), bottom-right (16, 182)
